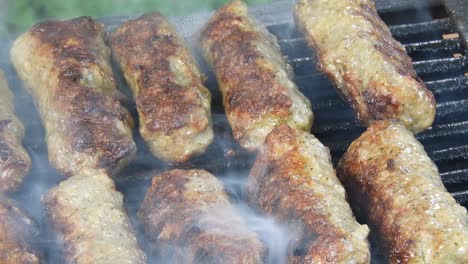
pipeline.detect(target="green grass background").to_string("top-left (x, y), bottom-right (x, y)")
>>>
top-left (1, 0), bottom-right (271, 35)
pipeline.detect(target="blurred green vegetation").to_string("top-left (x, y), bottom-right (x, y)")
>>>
top-left (2, 0), bottom-right (271, 35)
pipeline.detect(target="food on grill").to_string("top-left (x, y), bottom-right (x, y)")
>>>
top-left (338, 120), bottom-right (468, 263)
top-left (10, 17), bottom-right (136, 177)
top-left (295, 0), bottom-right (436, 133)
top-left (200, 0), bottom-right (313, 151)
top-left (0, 198), bottom-right (40, 263)
top-left (248, 124), bottom-right (370, 263)
top-left (138, 169), bottom-right (265, 263)
top-left (43, 169), bottom-right (146, 264)
top-left (0, 71), bottom-right (31, 193)
top-left (109, 13), bottom-right (213, 163)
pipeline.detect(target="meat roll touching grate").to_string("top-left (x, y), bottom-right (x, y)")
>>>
top-left (200, 0), bottom-right (313, 151)
top-left (338, 120), bottom-right (468, 263)
top-left (295, 0), bottom-right (436, 133)
top-left (109, 13), bottom-right (213, 163)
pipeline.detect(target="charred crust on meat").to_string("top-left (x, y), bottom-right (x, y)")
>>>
top-left (362, 90), bottom-right (400, 120)
top-left (109, 13), bottom-right (208, 135)
top-left (201, 9), bottom-right (293, 140)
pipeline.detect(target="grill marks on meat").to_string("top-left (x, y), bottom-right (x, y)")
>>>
top-left (200, 0), bottom-right (313, 150)
top-left (248, 124), bottom-right (370, 263)
top-left (109, 13), bottom-right (213, 163)
top-left (0, 71), bottom-right (31, 193)
top-left (10, 17), bottom-right (136, 176)
top-left (43, 169), bottom-right (146, 264)
top-left (295, 0), bottom-right (436, 133)
top-left (338, 121), bottom-right (468, 263)
top-left (138, 169), bottom-right (265, 263)
top-left (0, 198), bottom-right (41, 264)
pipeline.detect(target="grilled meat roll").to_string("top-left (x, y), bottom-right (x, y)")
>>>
top-left (109, 13), bottom-right (213, 163)
top-left (10, 17), bottom-right (136, 176)
top-left (0, 198), bottom-right (40, 264)
top-left (0, 70), bottom-right (31, 193)
top-left (43, 169), bottom-right (146, 264)
top-left (338, 120), bottom-right (468, 263)
top-left (248, 124), bottom-right (370, 263)
top-left (200, 0), bottom-right (313, 151)
top-left (138, 169), bottom-right (265, 263)
top-left (295, 0), bottom-right (436, 133)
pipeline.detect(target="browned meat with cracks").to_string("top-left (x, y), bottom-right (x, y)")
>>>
top-left (138, 169), bottom-right (265, 263)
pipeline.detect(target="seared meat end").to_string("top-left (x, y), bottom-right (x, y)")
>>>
top-left (295, 0), bottom-right (436, 133)
top-left (248, 124), bottom-right (370, 263)
top-left (109, 13), bottom-right (213, 163)
top-left (338, 120), bottom-right (468, 263)
top-left (200, 0), bottom-right (313, 150)
top-left (0, 71), bottom-right (31, 193)
top-left (11, 17), bottom-right (136, 176)
top-left (43, 169), bottom-right (146, 264)
top-left (0, 198), bottom-right (41, 263)
top-left (138, 169), bottom-right (265, 263)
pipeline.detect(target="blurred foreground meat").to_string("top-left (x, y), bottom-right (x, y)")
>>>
top-left (295, 0), bottom-right (436, 133)
top-left (0, 70), bottom-right (31, 193)
top-left (200, 0), bottom-right (313, 151)
top-left (338, 120), bottom-right (468, 263)
top-left (0, 198), bottom-right (40, 263)
top-left (138, 169), bottom-right (264, 263)
top-left (248, 124), bottom-right (370, 263)
top-left (110, 13), bottom-right (213, 163)
top-left (10, 17), bottom-right (136, 176)
top-left (43, 169), bottom-right (146, 264)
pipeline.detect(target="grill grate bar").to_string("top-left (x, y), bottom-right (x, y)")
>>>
top-left (389, 18), bottom-right (452, 42)
top-left (441, 169), bottom-right (468, 185)
top-left (430, 145), bottom-right (468, 162)
top-left (417, 121), bottom-right (468, 140)
top-left (404, 38), bottom-right (462, 60)
top-left (452, 190), bottom-right (468, 205)
top-left (426, 76), bottom-right (468, 94)
top-left (413, 56), bottom-right (467, 77)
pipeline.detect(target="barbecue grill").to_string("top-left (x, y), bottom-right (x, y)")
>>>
top-left (0, 0), bottom-right (467, 263)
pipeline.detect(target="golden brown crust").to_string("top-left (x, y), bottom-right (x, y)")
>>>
top-left (295, 0), bottom-right (436, 133)
top-left (138, 169), bottom-right (265, 263)
top-left (337, 120), bottom-right (468, 263)
top-left (11, 17), bottom-right (136, 176)
top-left (0, 71), bottom-right (31, 193)
top-left (248, 124), bottom-right (370, 263)
top-left (200, 0), bottom-right (312, 150)
top-left (109, 13), bottom-right (213, 163)
top-left (0, 198), bottom-right (40, 264)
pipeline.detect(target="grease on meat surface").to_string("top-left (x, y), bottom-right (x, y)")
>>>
top-left (43, 169), bottom-right (146, 264)
top-left (0, 71), bottom-right (31, 193)
top-left (200, 0), bottom-right (313, 151)
top-left (338, 120), bottom-right (468, 263)
top-left (0, 198), bottom-right (41, 264)
top-left (248, 124), bottom-right (370, 263)
top-left (110, 13), bottom-right (213, 163)
top-left (10, 17), bottom-right (136, 176)
top-left (295, 0), bottom-right (436, 133)
top-left (138, 169), bottom-right (265, 263)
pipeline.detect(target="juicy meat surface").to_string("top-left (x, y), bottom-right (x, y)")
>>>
top-left (10, 17), bottom-right (136, 177)
top-left (0, 70), bottom-right (31, 193)
top-left (338, 120), bottom-right (468, 263)
top-left (138, 169), bottom-right (265, 263)
top-left (248, 124), bottom-right (370, 263)
top-left (43, 169), bottom-right (146, 264)
top-left (109, 13), bottom-right (213, 163)
top-left (295, 0), bottom-right (436, 133)
top-left (0, 198), bottom-right (41, 264)
top-left (200, 0), bottom-right (313, 151)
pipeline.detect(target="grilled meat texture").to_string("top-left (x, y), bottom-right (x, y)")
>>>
top-left (338, 120), bottom-right (468, 263)
top-left (138, 169), bottom-right (265, 263)
top-left (10, 17), bottom-right (136, 177)
top-left (109, 13), bottom-right (213, 163)
top-left (248, 124), bottom-right (370, 263)
top-left (0, 71), bottom-right (31, 193)
top-left (295, 0), bottom-right (436, 133)
top-left (200, 0), bottom-right (313, 151)
top-left (0, 198), bottom-right (40, 264)
top-left (43, 169), bottom-right (146, 264)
